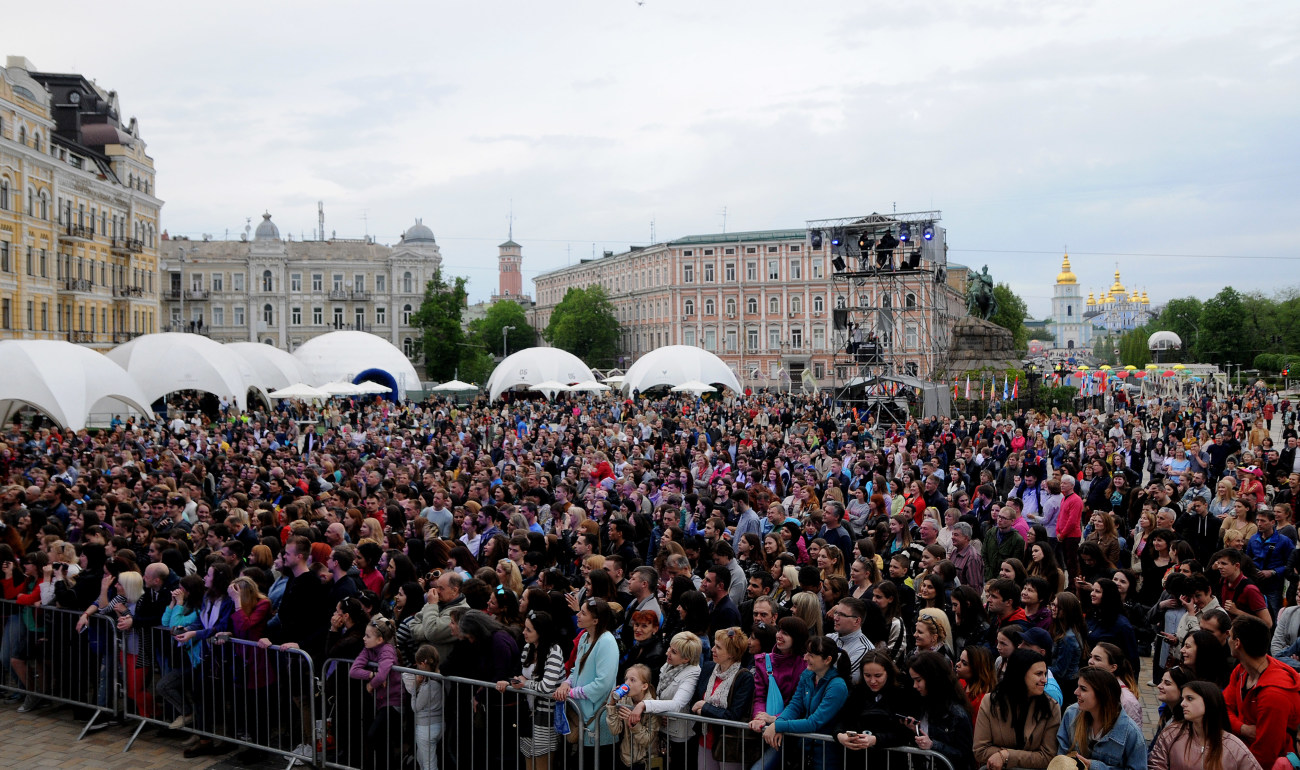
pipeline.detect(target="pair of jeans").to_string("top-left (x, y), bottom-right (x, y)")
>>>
top-left (0, 617), bottom-right (24, 689)
top-left (414, 722), bottom-right (443, 770)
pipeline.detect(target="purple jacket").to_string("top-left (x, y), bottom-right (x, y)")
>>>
top-left (351, 643), bottom-right (402, 710)
top-left (751, 650), bottom-right (807, 718)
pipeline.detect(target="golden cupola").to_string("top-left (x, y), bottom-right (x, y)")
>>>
top-left (1109, 269), bottom-right (1127, 297)
top-left (1056, 254), bottom-right (1078, 285)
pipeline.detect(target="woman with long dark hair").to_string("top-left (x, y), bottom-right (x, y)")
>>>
top-left (973, 648), bottom-right (1061, 769)
top-left (1085, 578), bottom-right (1139, 664)
top-left (955, 645), bottom-right (997, 724)
top-left (871, 580), bottom-right (906, 664)
top-left (1177, 630), bottom-right (1229, 689)
top-left (1087, 642), bottom-right (1143, 728)
top-left (906, 651), bottom-right (974, 770)
top-left (496, 610), bottom-right (565, 770)
top-left (554, 598), bottom-right (620, 765)
top-left (1149, 665), bottom-right (1191, 747)
top-left (392, 581), bottom-right (427, 664)
top-left (749, 616), bottom-right (809, 729)
top-left (837, 648), bottom-right (919, 765)
top-left (751, 636), bottom-right (850, 770)
top-left (1048, 591), bottom-right (1089, 706)
top-left (1057, 667), bottom-right (1145, 770)
top-left (1138, 527), bottom-right (1177, 606)
top-left (453, 609), bottom-right (522, 769)
top-left (949, 585), bottom-right (989, 653)
top-left (1149, 680), bottom-right (1261, 770)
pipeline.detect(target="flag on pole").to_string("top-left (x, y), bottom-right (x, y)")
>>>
top-left (1012, 376), bottom-right (1019, 399)
top-left (980, 379), bottom-right (986, 399)
top-left (1003, 374), bottom-right (1009, 401)
top-left (965, 376), bottom-right (970, 399)
top-left (954, 379), bottom-right (959, 398)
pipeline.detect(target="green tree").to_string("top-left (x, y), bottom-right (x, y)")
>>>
top-left (1027, 327), bottom-right (1056, 342)
top-left (1151, 297), bottom-right (1203, 359)
top-left (544, 285), bottom-right (621, 365)
top-left (1197, 287), bottom-right (1246, 365)
top-left (1117, 326), bottom-right (1151, 368)
top-left (468, 300), bottom-right (537, 359)
top-left (989, 283), bottom-right (1029, 350)
top-left (410, 268), bottom-right (468, 381)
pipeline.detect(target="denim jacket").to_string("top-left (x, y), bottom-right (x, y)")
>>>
top-left (1057, 706), bottom-right (1147, 770)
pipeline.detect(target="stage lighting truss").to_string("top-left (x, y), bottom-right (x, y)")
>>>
top-left (810, 230), bottom-right (823, 250)
top-left (922, 224), bottom-right (935, 241)
top-left (898, 224), bottom-right (911, 243)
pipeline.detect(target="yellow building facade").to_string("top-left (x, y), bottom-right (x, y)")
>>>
top-left (0, 56), bottom-right (161, 348)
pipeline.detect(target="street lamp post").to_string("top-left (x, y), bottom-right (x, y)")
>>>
top-left (502, 325), bottom-right (516, 358)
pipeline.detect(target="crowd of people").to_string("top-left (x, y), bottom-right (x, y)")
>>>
top-left (2, 381), bottom-right (1300, 770)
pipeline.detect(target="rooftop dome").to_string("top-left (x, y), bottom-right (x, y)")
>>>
top-left (403, 219), bottom-right (436, 243)
top-left (1055, 254), bottom-right (1077, 285)
top-left (1109, 269), bottom-right (1126, 295)
top-left (254, 212), bottom-right (280, 241)
top-left (1086, 292), bottom-right (1096, 305)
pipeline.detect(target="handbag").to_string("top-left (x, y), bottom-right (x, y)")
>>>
top-left (761, 654), bottom-right (784, 715)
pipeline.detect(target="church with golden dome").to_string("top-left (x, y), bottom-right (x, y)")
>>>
top-left (1047, 255), bottom-right (1154, 351)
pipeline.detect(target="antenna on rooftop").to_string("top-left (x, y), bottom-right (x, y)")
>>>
top-left (318, 201), bottom-right (325, 242)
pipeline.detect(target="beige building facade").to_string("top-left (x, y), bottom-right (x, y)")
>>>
top-left (531, 227), bottom-right (959, 388)
top-left (159, 216), bottom-right (441, 357)
top-left (0, 56), bottom-right (161, 349)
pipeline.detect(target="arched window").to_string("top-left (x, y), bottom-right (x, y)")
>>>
top-left (725, 298), bottom-right (736, 315)
top-left (684, 299), bottom-right (695, 316)
top-left (262, 304), bottom-right (274, 324)
top-left (747, 297), bottom-right (758, 314)
top-left (1067, 305), bottom-right (1073, 317)
top-left (32, 132), bottom-right (41, 152)
top-left (791, 296), bottom-right (802, 313)
top-left (813, 296), bottom-right (824, 313)
top-left (836, 297), bottom-right (846, 309)
top-left (262, 270), bottom-right (273, 292)
top-left (0, 178), bottom-right (8, 210)
top-left (768, 297), bottom-right (780, 314)
top-left (704, 298), bottom-right (715, 316)
top-left (905, 292), bottom-right (917, 309)
top-left (402, 304), bottom-right (413, 324)
top-left (402, 272), bottom-right (413, 293)
top-left (17, 126), bottom-right (25, 145)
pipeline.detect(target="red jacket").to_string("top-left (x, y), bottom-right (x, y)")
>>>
top-left (1225, 655), bottom-right (1300, 767)
top-left (1057, 492), bottom-right (1084, 538)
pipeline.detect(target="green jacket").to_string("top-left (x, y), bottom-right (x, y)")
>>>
top-left (982, 528), bottom-right (1025, 582)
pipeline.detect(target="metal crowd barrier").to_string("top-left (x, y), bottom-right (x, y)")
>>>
top-left (119, 625), bottom-right (318, 769)
top-left (0, 597), bottom-right (120, 739)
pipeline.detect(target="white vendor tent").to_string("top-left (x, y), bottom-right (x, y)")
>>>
top-left (487, 347), bottom-right (595, 401)
top-left (0, 340), bottom-right (153, 431)
top-left (226, 342), bottom-right (309, 391)
top-left (292, 331), bottom-right (420, 401)
top-left (622, 345), bottom-right (743, 394)
top-left (107, 333), bottom-right (262, 411)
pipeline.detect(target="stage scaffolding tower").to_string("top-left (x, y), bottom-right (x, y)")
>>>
top-left (805, 211), bottom-right (957, 424)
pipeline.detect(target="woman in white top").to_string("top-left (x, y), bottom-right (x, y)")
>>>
top-left (627, 632), bottom-right (703, 770)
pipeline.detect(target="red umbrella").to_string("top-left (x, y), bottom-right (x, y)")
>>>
top-left (1115, 371), bottom-right (1128, 378)
top-left (1162, 370), bottom-right (1175, 377)
top-left (1134, 371), bottom-right (1146, 379)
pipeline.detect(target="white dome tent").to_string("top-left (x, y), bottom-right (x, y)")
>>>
top-left (226, 342), bottom-right (309, 391)
top-left (107, 333), bottom-right (263, 411)
top-left (292, 331), bottom-right (420, 401)
top-left (487, 347), bottom-right (595, 401)
top-left (622, 345), bottom-right (743, 395)
top-left (0, 340), bottom-right (153, 431)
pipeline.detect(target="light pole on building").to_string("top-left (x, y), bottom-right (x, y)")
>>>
top-left (503, 325), bottom-right (516, 358)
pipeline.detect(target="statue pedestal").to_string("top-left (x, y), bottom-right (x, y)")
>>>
top-left (949, 317), bottom-right (1021, 372)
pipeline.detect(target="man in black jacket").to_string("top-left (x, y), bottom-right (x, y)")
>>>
top-left (260, 535), bottom-right (330, 661)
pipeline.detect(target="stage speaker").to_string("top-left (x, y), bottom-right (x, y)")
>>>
top-left (832, 308), bottom-right (849, 330)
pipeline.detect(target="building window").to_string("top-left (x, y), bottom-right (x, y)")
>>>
top-left (354, 274), bottom-right (365, 292)
top-left (684, 328), bottom-right (696, 346)
top-left (746, 261), bottom-right (757, 281)
top-left (291, 307), bottom-right (302, 325)
top-left (190, 273), bottom-right (203, 291)
top-left (905, 292), bottom-right (917, 309)
top-left (233, 306), bottom-right (245, 325)
top-left (768, 297), bottom-right (780, 314)
top-left (233, 273), bottom-right (245, 292)
top-left (402, 304), bottom-right (413, 324)
top-left (403, 338), bottom-right (415, 357)
top-left (376, 307), bottom-right (386, 324)
top-left (703, 249), bottom-right (714, 256)
top-left (704, 328), bottom-right (716, 351)
top-left (375, 274), bottom-right (386, 292)
top-left (683, 299), bottom-right (695, 315)
top-left (724, 248), bottom-right (735, 255)
top-left (0, 299), bottom-right (8, 330)
top-left (747, 329), bottom-right (759, 350)
top-left (212, 307), bottom-right (224, 326)
top-left (211, 274), bottom-right (223, 292)
top-left (312, 307), bottom-right (323, 325)
top-left (813, 296), bottom-right (824, 313)
top-left (813, 362), bottom-right (824, 379)
top-left (768, 246), bottom-right (779, 253)
top-left (905, 324), bottom-right (918, 348)
top-left (332, 273), bottom-right (344, 291)
top-left (703, 298), bottom-right (715, 316)
top-left (290, 273), bottom-right (302, 292)
top-left (905, 362), bottom-right (918, 377)
top-left (789, 259), bottom-right (801, 280)
top-left (724, 262), bottom-right (735, 282)
top-left (333, 307), bottom-right (344, 327)
top-left (768, 260), bottom-right (779, 280)
top-left (683, 249), bottom-right (693, 257)
top-left (263, 304), bottom-right (274, 324)
top-left (311, 273), bottom-right (323, 292)
top-left (813, 327), bottom-right (825, 350)
top-left (791, 328), bottom-right (803, 348)
top-left (355, 308), bottom-right (365, 328)
top-left (725, 329), bottom-right (737, 352)
top-left (746, 246), bottom-right (757, 254)
top-left (403, 272), bottom-right (414, 293)
top-left (262, 270), bottom-right (273, 292)
top-left (791, 296), bottom-right (802, 313)
top-left (747, 297), bottom-right (758, 314)
top-left (1067, 305), bottom-right (1072, 317)
top-left (791, 245), bottom-right (801, 253)
top-left (703, 263), bottom-right (714, 282)
top-left (683, 264), bottom-right (694, 283)
top-left (768, 328), bottom-right (781, 350)
top-left (725, 298), bottom-right (736, 316)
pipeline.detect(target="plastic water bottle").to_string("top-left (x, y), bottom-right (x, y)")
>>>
top-left (613, 684), bottom-right (630, 700)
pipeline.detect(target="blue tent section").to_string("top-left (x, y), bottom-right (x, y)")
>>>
top-left (354, 368), bottom-right (399, 403)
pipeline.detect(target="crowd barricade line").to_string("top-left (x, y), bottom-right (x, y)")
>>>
top-left (119, 625), bottom-right (318, 769)
top-left (0, 597), bottom-right (120, 739)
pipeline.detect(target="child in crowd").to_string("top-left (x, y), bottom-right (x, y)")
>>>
top-left (607, 663), bottom-right (662, 770)
top-left (403, 644), bottom-right (445, 770)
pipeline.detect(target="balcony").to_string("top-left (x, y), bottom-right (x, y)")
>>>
top-left (185, 289), bottom-right (209, 300)
top-left (163, 320), bottom-right (211, 336)
top-left (113, 285), bottom-right (146, 298)
top-left (66, 331), bottom-right (94, 343)
top-left (112, 331), bottom-right (143, 343)
top-left (324, 322), bottom-right (370, 332)
top-left (328, 289), bottom-right (350, 300)
top-left (163, 288), bottom-right (182, 300)
top-left (60, 223), bottom-right (95, 241)
top-left (350, 290), bottom-right (370, 301)
top-left (110, 237), bottom-right (144, 255)
top-left (59, 278), bottom-right (94, 294)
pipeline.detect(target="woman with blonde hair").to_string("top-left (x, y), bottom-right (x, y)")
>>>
top-left (817, 544), bottom-right (847, 580)
top-left (496, 559), bottom-right (524, 597)
top-left (359, 517), bottom-right (384, 544)
top-left (914, 607), bottom-right (955, 660)
top-left (791, 591), bottom-right (823, 636)
top-left (772, 565), bottom-right (800, 611)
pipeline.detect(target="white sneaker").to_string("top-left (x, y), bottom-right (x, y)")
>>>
top-left (16, 695), bottom-right (40, 713)
top-left (290, 743), bottom-right (314, 766)
top-left (169, 713), bottom-right (193, 730)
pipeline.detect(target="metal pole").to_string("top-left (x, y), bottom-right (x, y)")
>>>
top-left (177, 247), bottom-right (184, 331)
top-left (503, 325), bottom-right (516, 358)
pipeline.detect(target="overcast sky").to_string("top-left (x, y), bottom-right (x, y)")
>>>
top-left (6, 0), bottom-right (1298, 313)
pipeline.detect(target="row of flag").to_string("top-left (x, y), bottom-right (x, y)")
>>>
top-left (954, 374), bottom-right (1018, 400)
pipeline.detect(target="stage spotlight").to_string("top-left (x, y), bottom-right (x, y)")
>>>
top-left (922, 224), bottom-right (935, 241)
top-left (898, 224), bottom-right (911, 242)
top-left (832, 255), bottom-right (847, 272)
top-left (857, 233), bottom-right (871, 251)
top-left (810, 231), bottom-right (823, 249)
top-left (830, 231), bottom-right (843, 255)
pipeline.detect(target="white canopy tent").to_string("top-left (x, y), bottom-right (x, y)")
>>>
top-left (226, 342), bottom-right (309, 391)
top-left (292, 331), bottom-right (420, 400)
top-left (107, 333), bottom-right (262, 411)
top-left (622, 345), bottom-right (743, 394)
top-left (530, 380), bottom-right (571, 400)
top-left (267, 383), bottom-right (328, 400)
top-left (0, 340), bottom-right (153, 430)
top-left (430, 380), bottom-right (478, 392)
top-left (487, 347), bottom-right (595, 401)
